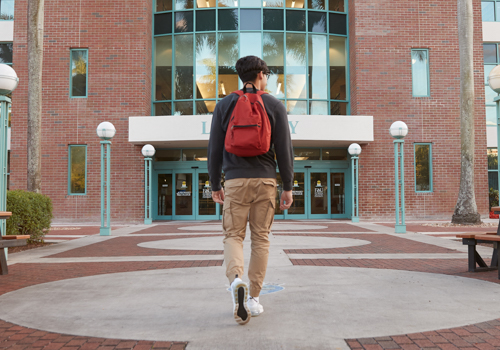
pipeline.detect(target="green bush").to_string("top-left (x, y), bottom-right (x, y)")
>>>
top-left (490, 187), bottom-right (499, 209)
top-left (6, 190), bottom-right (53, 243)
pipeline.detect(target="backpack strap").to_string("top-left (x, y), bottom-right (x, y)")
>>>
top-left (232, 90), bottom-right (244, 96)
top-left (242, 82), bottom-right (258, 94)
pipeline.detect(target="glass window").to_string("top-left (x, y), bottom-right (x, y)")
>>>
top-left (196, 9), bottom-right (215, 31)
top-left (175, 11), bottom-right (193, 32)
top-left (285, 0), bottom-right (304, 8)
top-left (411, 49), bottom-right (430, 97)
top-left (484, 44), bottom-right (498, 64)
top-left (240, 0), bottom-right (261, 7)
top-left (183, 149), bottom-right (208, 160)
top-left (158, 174), bottom-right (173, 216)
top-left (309, 34), bottom-right (328, 99)
top-left (68, 145), bottom-right (86, 195)
top-left (155, 36), bottom-right (172, 101)
top-left (482, 1), bottom-right (495, 21)
top-left (329, 0), bottom-right (344, 12)
top-left (240, 32), bottom-right (262, 58)
top-left (174, 34), bottom-right (194, 99)
top-left (486, 85), bottom-right (499, 104)
top-left (0, 43), bottom-right (13, 64)
top-left (218, 9), bottom-right (238, 30)
top-left (308, 12), bottom-right (326, 33)
top-left (240, 9), bottom-right (261, 30)
top-left (294, 148), bottom-right (320, 160)
top-left (196, 100), bottom-right (216, 114)
top-left (263, 9), bottom-right (283, 30)
top-left (329, 36), bottom-right (346, 101)
top-left (322, 149), bottom-right (347, 160)
top-left (218, 0), bottom-right (238, 7)
top-left (156, 0), bottom-right (173, 12)
top-left (263, 32), bottom-right (284, 98)
top-left (155, 102), bottom-right (173, 116)
top-left (174, 101), bottom-right (193, 115)
top-left (309, 101), bottom-right (328, 114)
top-left (330, 101), bottom-right (347, 114)
top-left (488, 148), bottom-right (498, 170)
top-left (486, 105), bottom-right (496, 126)
top-left (286, 10), bottom-right (305, 31)
top-left (0, 0), bottom-right (14, 20)
top-left (264, 0), bottom-right (283, 7)
top-left (308, 0), bottom-right (325, 10)
top-left (70, 49), bottom-right (88, 98)
top-left (155, 149), bottom-right (181, 161)
top-left (485, 65), bottom-right (496, 84)
top-left (415, 144), bottom-right (432, 192)
top-left (155, 13), bottom-right (173, 35)
top-left (329, 13), bottom-right (346, 35)
top-left (176, 0), bottom-right (194, 10)
top-left (197, 0), bottom-right (216, 7)
top-left (286, 33), bottom-right (307, 99)
top-left (218, 33), bottom-right (239, 97)
top-left (287, 100), bottom-right (307, 114)
top-left (196, 33), bottom-right (216, 99)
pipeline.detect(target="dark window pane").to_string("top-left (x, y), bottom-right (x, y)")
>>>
top-left (489, 172), bottom-right (499, 194)
top-left (196, 9), bottom-right (215, 31)
top-left (183, 149), bottom-right (208, 160)
top-left (308, 12), bottom-right (326, 33)
top-left (489, 148), bottom-right (498, 170)
top-left (0, 43), bottom-right (13, 64)
top-left (174, 101), bottom-right (193, 115)
top-left (155, 36), bottom-right (172, 101)
top-left (155, 13), bottom-right (172, 35)
top-left (155, 150), bottom-right (181, 161)
top-left (71, 50), bottom-right (87, 97)
top-left (155, 102), bottom-right (173, 116)
top-left (295, 148), bottom-right (320, 160)
top-left (218, 9), bottom-right (238, 30)
top-left (329, 13), bottom-right (346, 35)
top-left (484, 44), bottom-right (498, 64)
top-left (263, 9), bottom-right (283, 30)
top-left (308, 0), bottom-right (325, 10)
top-left (482, 1), bottom-right (495, 21)
top-left (286, 10), bottom-right (305, 31)
top-left (69, 146), bottom-right (86, 194)
top-left (330, 101), bottom-right (347, 115)
top-left (175, 11), bottom-right (193, 32)
top-left (329, 36), bottom-right (346, 100)
top-left (415, 144), bottom-right (431, 192)
top-left (156, 0), bottom-right (173, 12)
top-left (240, 9), bottom-right (261, 30)
top-left (322, 149), bottom-right (347, 160)
top-left (328, 0), bottom-right (344, 12)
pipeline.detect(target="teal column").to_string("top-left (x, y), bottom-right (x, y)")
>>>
top-left (144, 157), bottom-right (153, 225)
top-left (394, 139), bottom-right (406, 233)
top-left (0, 96), bottom-right (10, 245)
top-left (496, 96), bottom-right (500, 193)
top-left (351, 155), bottom-right (359, 223)
top-left (100, 140), bottom-right (111, 236)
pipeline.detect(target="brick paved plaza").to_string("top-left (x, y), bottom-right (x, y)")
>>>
top-left (2, 220), bottom-right (500, 350)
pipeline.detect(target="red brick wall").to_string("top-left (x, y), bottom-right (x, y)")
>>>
top-left (11, 0), bottom-right (153, 223)
top-left (350, 0), bottom-right (489, 220)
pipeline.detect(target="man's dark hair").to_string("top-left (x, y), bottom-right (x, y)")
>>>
top-left (235, 56), bottom-right (270, 83)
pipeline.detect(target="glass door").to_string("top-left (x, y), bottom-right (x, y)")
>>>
top-left (309, 171), bottom-right (331, 219)
top-left (197, 171), bottom-right (221, 219)
top-left (285, 171), bottom-right (307, 219)
top-left (173, 170), bottom-right (195, 220)
top-left (331, 172), bottom-right (345, 217)
top-left (157, 172), bottom-right (173, 220)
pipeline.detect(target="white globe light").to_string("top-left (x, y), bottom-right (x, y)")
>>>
top-left (96, 122), bottom-right (116, 140)
top-left (348, 143), bottom-right (362, 156)
top-left (389, 121), bottom-right (408, 139)
top-left (488, 65), bottom-right (500, 94)
top-left (0, 64), bottom-right (19, 95)
top-left (141, 144), bottom-right (156, 157)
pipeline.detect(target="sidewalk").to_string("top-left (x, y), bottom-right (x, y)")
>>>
top-left (1, 220), bottom-right (500, 350)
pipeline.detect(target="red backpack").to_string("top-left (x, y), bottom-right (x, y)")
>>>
top-left (225, 85), bottom-right (272, 157)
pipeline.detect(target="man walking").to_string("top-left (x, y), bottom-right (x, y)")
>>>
top-left (208, 55), bottom-right (294, 325)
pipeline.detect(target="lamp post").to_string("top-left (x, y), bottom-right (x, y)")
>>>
top-left (0, 64), bottom-right (19, 240)
top-left (488, 66), bottom-right (500, 194)
top-left (142, 144), bottom-right (155, 225)
top-left (389, 121), bottom-right (408, 234)
top-left (96, 122), bottom-right (116, 236)
top-left (348, 143), bottom-right (361, 223)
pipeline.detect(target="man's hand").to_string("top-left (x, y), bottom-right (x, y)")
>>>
top-left (212, 189), bottom-right (225, 205)
top-left (280, 190), bottom-right (293, 210)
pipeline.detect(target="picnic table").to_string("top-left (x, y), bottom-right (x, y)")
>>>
top-left (0, 211), bottom-right (29, 275)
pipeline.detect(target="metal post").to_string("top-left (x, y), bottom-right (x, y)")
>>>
top-left (351, 155), bottom-right (359, 223)
top-left (0, 96), bottom-right (10, 251)
top-left (144, 157), bottom-right (153, 224)
top-left (100, 140), bottom-right (111, 236)
top-left (394, 139), bottom-right (406, 233)
top-left (496, 96), bottom-right (500, 194)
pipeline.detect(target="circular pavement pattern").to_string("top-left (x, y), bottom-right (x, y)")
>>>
top-left (177, 223), bottom-right (328, 231)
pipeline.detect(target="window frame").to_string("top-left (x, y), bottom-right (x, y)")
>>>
top-left (414, 142), bottom-right (433, 193)
top-left (68, 145), bottom-right (88, 196)
top-left (0, 0), bottom-right (15, 21)
top-left (484, 43), bottom-right (500, 127)
top-left (70, 48), bottom-right (89, 99)
top-left (482, 0), bottom-right (500, 22)
top-left (411, 48), bottom-right (430, 98)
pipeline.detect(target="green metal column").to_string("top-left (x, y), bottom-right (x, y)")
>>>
top-left (351, 155), bottom-right (359, 223)
top-left (496, 96), bottom-right (500, 193)
top-left (394, 139), bottom-right (406, 233)
top-left (144, 157), bottom-right (153, 225)
top-left (100, 140), bottom-right (111, 236)
top-left (0, 96), bottom-right (10, 244)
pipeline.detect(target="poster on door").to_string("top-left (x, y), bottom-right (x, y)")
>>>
top-left (202, 188), bottom-right (212, 198)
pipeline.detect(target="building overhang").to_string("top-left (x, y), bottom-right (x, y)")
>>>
top-left (128, 115), bottom-right (374, 149)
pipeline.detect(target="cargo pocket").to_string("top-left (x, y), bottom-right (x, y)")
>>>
top-left (222, 200), bottom-right (233, 233)
top-left (265, 198), bottom-right (276, 231)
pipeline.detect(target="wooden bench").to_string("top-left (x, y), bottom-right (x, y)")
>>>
top-left (0, 211), bottom-right (29, 275)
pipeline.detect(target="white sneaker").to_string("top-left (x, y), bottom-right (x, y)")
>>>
top-left (230, 277), bottom-right (250, 325)
top-left (247, 296), bottom-right (264, 316)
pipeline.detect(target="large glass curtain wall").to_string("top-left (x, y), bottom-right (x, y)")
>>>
top-left (153, 0), bottom-right (348, 115)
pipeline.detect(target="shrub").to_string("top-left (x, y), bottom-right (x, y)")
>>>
top-left (490, 187), bottom-right (499, 209)
top-left (6, 190), bottom-right (53, 243)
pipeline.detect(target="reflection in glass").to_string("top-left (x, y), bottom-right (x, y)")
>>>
top-left (264, 0), bottom-right (283, 7)
top-left (286, 34), bottom-right (307, 99)
top-left (263, 32), bottom-right (284, 98)
top-left (196, 0), bottom-right (216, 7)
top-left (175, 11), bottom-right (193, 32)
top-left (158, 174), bottom-right (173, 216)
top-left (322, 149), bottom-right (347, 160)
top-left (155, 102), bottom-right (173, 116)
top-left (484, 44), bottom-right (498, 64)
top-left (196, 34), bottom-right (216, 99)
top-left (174, 101), bottom-right (194, 115)
top-left (309, 101), bottom-right (328, 115)
top-left (411, 50), bottom-right (429, 96)
top-left (69, 146), bottom-right (86, 194)
top-left (218, 9), bottom-right (239, 30)
top-left (415, 144), bottom-right (431, 191)
top-left (156, 0), bottom-right (172, 11)
top-left (486, 106), bottom-right (496, 126)
top-left (329, 0), bottom-right (344, 12)
top-left (199, 173), bottom-right (216, 215)
top-left (308, 12), bottom-right (326, 33)
top-left (309, 34), bottom-right (327, 99)
top-left (489, 171), bottom-right (499, 192)
top-left (329, 36), bottom-right (346, 100)
top-left (196, 100), bottom-right (216, 114)
top-left (310, 173), bottom-right (328, 214)
top-left (241, 33), bottom-right (262, 58)
top-left (155, 150), bottom-right (181, 161)
top-left (196, 9), bottom-right (216, 30)
top-left (263, 10), bottom-right (284, 30)
top-left (286, 10), bottom-right (305, 31)
top-left (218, 0), bottom-right (238, 7)
top-left (287, 100), bottom-right (307, 114)
top-left (155, 36), bottom-right (172, 101)
top-left (486, 86), bottom-right (499, 104)
top-left (330, 173), bottom-right (344, 214)
top-left (0, 0), bottom-right (15, 19)
top-left (485, 65), bottom-right (496, 84)
top-left (488, 148), bottom-right (498, 170)
top-left (71, 50), bottom-right (88, 97)
top-left (0, 43), bottom-right (13, 64)
top-left (183, 149), bottom-right (208, 160)
top-left (285, 0), bottom-right (304, 8)
top-left (288, 173), bottom-right (305, 214)
top-left (329, 13), bottom-right (347, 35)
top-left (482, 2), bottom-right (495, 22)
top-left (176, 0), bottom-right (194, 9)
top-left (308, 0), bottom-right (325, 10)
top-left (175, 173), bottom-right (193, 215)
top-left (240, 0), bottom-right (261, 7)
top-left (330, 102), bottom-right (347, 115)
top-left (175, 34), bottom-right (194, 99)
top-left (218, 33), bottom-right (239, 97)
top-left (154, 13), bottom-right (172, 35)
top-left (241, 9), bottom-right (261, 30)
top-left (294, 148), bottom-right (320, 160)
